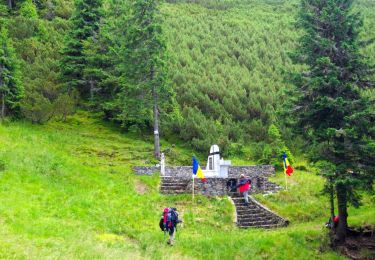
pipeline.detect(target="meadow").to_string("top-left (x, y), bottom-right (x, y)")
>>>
top-left (0, 112), bottom-right (373, 259)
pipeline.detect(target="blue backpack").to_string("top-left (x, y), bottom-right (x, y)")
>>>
top-left (159, 208), bottom-right (179, 231)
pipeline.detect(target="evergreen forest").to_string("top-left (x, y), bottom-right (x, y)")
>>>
top-left (0, 0), bottom-right (374, 258)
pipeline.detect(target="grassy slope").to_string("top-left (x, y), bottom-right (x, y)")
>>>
top-left (0, 112), bottom-right (373, 259)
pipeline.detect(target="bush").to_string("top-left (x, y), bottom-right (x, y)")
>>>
top-left (53, 93), bottom-right (77, 121)
top-left (257, 124), bottom-right (294, 169)
top-left (21, 90), bottom-right (77, 124)
top-left (0, 159), bottom-right (5, 172)
top-left (21, 92), bottom-right (54, 124)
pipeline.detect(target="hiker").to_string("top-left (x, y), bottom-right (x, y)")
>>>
top-left (237, 174), bottom-right (251, 205)
top-left (325, 215), bottom-right (339, 229)
top-left (159, 207), bottom-right (181, 246)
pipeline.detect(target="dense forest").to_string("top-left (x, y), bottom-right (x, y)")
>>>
top-left (0, 0), bottom-right (374, 157)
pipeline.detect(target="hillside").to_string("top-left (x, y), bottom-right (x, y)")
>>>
top-left (0, 0), bottom-right (374, 258)
top-left (162, 0), bottom-right (375, 151)
top-left (1, 0), bottom-right (373, 154)
top-left (0, 112), bottom-right (373, 259)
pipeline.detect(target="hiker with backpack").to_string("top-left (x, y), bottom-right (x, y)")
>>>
top-left (159, 207), bottom-right (182, 246)
top-left (237, 174), bottom-right (251, 205)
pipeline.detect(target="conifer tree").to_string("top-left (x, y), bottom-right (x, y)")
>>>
top-left (292, 0), bottom-right (374, 243)
top-left (121, 0), bottom-right (172, 159)
top-left (82, 0), bottom-right (129, 109)
top-left (0, 25), bottom-right (23, 119)
top-left (6, 0), bottom-right (14, 9)
top-left (60, 0), bottom-right (102, 97)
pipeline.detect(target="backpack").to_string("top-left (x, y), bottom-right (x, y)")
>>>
top-left (159, 208), bottom-right (179, 231)
top-left (239, 179), bottom-right (251, 193)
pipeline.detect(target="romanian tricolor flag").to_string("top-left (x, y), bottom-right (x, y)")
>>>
top-left (282, 152), bottom-right (294, 176)
top-left (192, 156), bottom-right (206, 183)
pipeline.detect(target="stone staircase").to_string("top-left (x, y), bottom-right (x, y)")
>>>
top-left (159, 176), bottom-right (288, 229)
top-left (230, 193), bottom-right (288, 229)
top-left (160, 176), bottom-right (189, 194)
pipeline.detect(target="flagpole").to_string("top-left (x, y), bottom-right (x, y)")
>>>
top-left (282, 152), bottom-right (288, 191)
top-left (284, 171), bottom-right (288, 190)
top-left (192, 175), bottom-right (195, 203)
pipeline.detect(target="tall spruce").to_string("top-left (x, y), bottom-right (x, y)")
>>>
top-left (82, 0), bottom-right (129, 110)
top-left (292, 0), bottom-right (374, 243)
top-left (6, 0), bottom-right (14, 9)
top-left (60, 0), bottom-right (102, 97)
top-left (121, 0), bottom-right (171, 159)
top-left (0, 25), bottom-right (22, 119)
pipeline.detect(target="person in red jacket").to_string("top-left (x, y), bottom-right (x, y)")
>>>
top-left (237, 174), bottom-right (251, 205)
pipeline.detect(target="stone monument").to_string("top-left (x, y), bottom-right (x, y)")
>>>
top-left (203, 145), bottom-right (231, 178)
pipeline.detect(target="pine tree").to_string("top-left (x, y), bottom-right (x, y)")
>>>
top-left (121, 0), bottom-right (173, 159)
top-left (0, 25), bottom-right (23, 119)
top-left (81, 0), bottom-right (129, 110)
top-left (60, 0), bottom-right (102, 97)
top-left (292, 0), bottom-right (374, 243)
top-left (6, 0), bottom-right (14, 9)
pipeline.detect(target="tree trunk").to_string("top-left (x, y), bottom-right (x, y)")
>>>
top-left (89, 79), bottom-right (94, 101)
top-left (7, 0), bottom-right (13, 9)
top-left (1, 93), bottom-right (5, 120)
top-left (151, 68), bottom-right (160, 160)
top-left (336, 183), bottom-right (348, 243)
top-left (329, 177), bottom-right (335, 222)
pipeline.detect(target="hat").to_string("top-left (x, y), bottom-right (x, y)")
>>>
top-left (240, 174), bottom-right (245, 178)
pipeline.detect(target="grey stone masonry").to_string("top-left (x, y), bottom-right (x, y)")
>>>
top-left (186, 178), bottom-right (228, 196)
top-left (228, 165), bottom-right (275, 178)
top-left (230, 193), bottom-right (288, 229)
top-left (133, 166), bottom-right (159, 176)
top-left (159, 176), bottom-right (282, 196)
top-left (133, 165), bottom-right (274, 178)
top-left (160, 177), bottom-right (227, 196)
top-left (134, 166), bottom-right (203, 178)
top-left (134, 164), bottom-right (282, 195)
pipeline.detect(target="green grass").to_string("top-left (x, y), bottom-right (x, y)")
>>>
top-left (0, 112), bottom-right (373, 259)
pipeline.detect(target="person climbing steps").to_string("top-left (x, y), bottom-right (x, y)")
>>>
top-left (237, 174), bottom-right (251, 205)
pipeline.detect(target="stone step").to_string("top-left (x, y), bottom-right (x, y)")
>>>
top-left (161, 181), bottom-right (187, 184)
top-left (236, 207), bottom-right (264, 214)
top-left (161, 183), bottom-right (188, 186)
top-left (160, 190), bottom-right (187, 194)
top-left (161, 177), bottom-right (189, 180)
top-left (160, 187), bottom-right (187, 190)
top-left (237, 213), bottom-right (271, 220)
top-left (160, 184), bottom-right (186, 189)
top-left (233, 202), bottom-right (258, 207)
top-left (237, 219), bottom-right (279, 226)
top-left (238, 224), bottom-right (280, 229)
top-left (231, 197), bottom-right (252, 201)
top-left (233, 202), bottom-right (257, 207)
top-left (160, 183), bottom-right (187, 187)
top-left (237, 216), bottom-right (276, 224)
top-left (235, 205), bottom-right (260, 210)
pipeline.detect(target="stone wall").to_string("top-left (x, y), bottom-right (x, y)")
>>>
top-left (186, 178), bottom-right (228, 196)
top-left (135, 164), bottom-right (281, 196)
top-left (133, 165), bottom-right (274, 178)
top-left (160, 176), bottom-right (282, 196)
top-left (228, 165), bottom-right (275, 178)
top-left (133, 166), bottom-right (159, 176)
